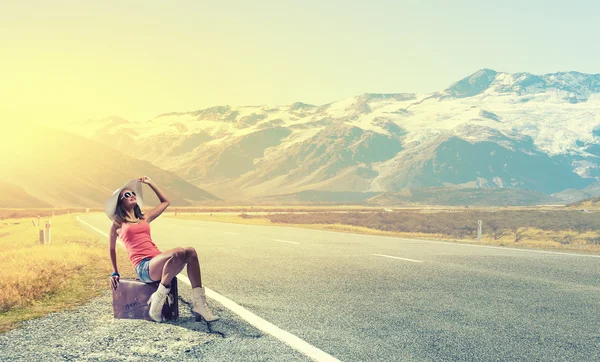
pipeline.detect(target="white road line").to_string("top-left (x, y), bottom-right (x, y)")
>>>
top-left (371, 254), bottom-right (423, 263)
top-left (170, 215), bottom-right (600, 259)
top-left (76, 216), bottom-right (339, 362)
top-left (77, 217), bottom-right (114, 241)
top-left (177, 275), bottom-right (339, 362)
top-left (224, 232), bottom-right (239, 235)
top-left (273, 239), bottom-right (300, 245)
top-left (266, 225), bottom-right (600, 259)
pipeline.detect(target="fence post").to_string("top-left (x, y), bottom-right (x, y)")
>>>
top-left (45, 220), bottom-right (51, 243)
top-left (39, 229), bottom-right (45, 244)
top-left (477, 220), bottom-right (482, 242)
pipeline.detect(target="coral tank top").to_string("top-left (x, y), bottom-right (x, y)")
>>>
top-left (117, 218), bottom-right (162, 267)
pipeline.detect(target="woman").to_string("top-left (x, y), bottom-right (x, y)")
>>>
top-left (105, 176), bottom-right (219, 323)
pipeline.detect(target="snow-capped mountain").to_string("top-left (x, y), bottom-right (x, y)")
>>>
top-left (65, 69), bottom-right (600, 202)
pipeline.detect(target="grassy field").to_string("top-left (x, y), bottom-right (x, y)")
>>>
top-left (168, 211), bottom-right (600, 254)
top-left (0, 212), bottom-right (134, 334)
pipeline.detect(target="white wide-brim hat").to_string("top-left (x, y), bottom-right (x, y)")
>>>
top-left (104, 178), bottom-right (144, 221)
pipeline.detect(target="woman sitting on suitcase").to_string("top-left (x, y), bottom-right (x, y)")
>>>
top-left (105, 176), bottom-right (219, 323)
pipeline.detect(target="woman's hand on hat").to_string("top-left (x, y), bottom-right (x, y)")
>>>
top-left (138, 176), bottom-right (153, 185)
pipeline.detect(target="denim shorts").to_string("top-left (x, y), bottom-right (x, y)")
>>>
top-left (135, 257), bottom-right (157, 283)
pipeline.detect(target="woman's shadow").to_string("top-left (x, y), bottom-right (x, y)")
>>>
top-left (161, 294), bottom-right (265, 341)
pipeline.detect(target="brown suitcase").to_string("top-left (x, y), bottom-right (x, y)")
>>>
top-left (112, 278), bottom-right (179, 321)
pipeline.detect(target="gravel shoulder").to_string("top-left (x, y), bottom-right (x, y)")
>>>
top-left (0, 282), bottom-right (312, 362)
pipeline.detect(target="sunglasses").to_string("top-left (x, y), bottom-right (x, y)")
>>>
top-left (119, 191), bottom-right (136, 200)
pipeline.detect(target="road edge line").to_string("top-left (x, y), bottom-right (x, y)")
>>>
top-left (76, 216), bottom-right (341, 362)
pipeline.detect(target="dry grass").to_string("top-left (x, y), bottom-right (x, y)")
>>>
top-left (171, 213), bottom-right (274, 225)
top-left (0, 213), bottom-right (134, 334)
top-left (0, 208), bottom-right (88, 220)
top-left (167, 213), bottom-right (600, 254)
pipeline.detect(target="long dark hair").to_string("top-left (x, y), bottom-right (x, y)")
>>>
top-left (113, 193), bottom-right (145, 224)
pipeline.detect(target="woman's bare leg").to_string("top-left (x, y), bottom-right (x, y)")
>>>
top-left (148, 247), bottom-right (187, 286)
top-left (184, 247), bottom-right (202, 288)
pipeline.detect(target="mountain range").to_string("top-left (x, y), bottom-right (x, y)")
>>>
top-left (5, 68), bottom-right (600, 207)
top-left (0, 126), bottom-right (220, 208)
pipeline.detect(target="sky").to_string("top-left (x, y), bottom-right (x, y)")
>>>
top-left (1, 0), bottom-right (599, 129)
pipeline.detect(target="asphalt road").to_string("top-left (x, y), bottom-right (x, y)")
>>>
top-left (80, 213), bottom-right (600, 361)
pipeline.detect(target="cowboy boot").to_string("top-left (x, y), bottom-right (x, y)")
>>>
top-left (192, 286), bottom-right (219, 322)
top-left (147, 283), bottom-right (170, 322)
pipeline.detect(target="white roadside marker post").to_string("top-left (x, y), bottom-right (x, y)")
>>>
top-left (45, 220), bottom-right (51, 243)
top-left (477, 220), bottom-right (482, 242)
top-left (37, 215), bottom-right (44, 244)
